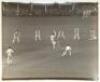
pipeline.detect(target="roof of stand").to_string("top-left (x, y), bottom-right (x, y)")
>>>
top-left (2, 0), bottom-right (98, 4)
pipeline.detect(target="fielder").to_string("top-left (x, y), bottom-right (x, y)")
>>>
top-left (74, 28), bottom-right (80, 40)
top-left (61, 44), bottom-right (72, 56)
top-left (82, 10), bottom-right (91, 19)
top-left (57, 30), bottom-right (66, 40)
top-left (6, 46), bottom-right (15, 65)
top-left (12, 29), bottom-right (20, 44)
top-left (35, 30), bottom-right (41, 41)
top-left (50, 32), bottom-right (56, 49)
top-left (89, 29), bottom-right (97, 40)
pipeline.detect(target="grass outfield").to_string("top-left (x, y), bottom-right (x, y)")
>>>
top-left (2, 16), bottom-right (98, 80)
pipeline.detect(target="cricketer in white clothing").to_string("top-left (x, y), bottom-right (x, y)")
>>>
top-left (34, 30), bottom-right (41, 41)
top-left (89, 29), bottom-right (97, 40)
top-left (12, 29), bottom-right (20, 44)
top-left (6, 47), bottom-right (14, 65)
top-left (74, 28), bottom-right (80, 40)
top-left (61, 45), bottom-right (72, 56)
top-left (57, 30), bottom-right (66, 40)
top-left (50, 33), bottom-right (56, 49)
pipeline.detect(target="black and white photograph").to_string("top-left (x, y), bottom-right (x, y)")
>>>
top-left (1, 0), bottom-right (98, 81)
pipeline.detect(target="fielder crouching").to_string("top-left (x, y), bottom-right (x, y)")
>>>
top-left (61, 44), bottom-right (72, 56)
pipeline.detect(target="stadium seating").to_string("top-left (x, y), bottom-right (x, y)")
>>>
top-left (2, 2), bottom-right (98, 16)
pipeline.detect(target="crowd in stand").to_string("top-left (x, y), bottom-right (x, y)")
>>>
top-left (2, 2), bottom-right (98, 16)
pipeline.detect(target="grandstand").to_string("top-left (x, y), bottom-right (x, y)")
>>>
top-left (2, 2), bottom-right (98, 16)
